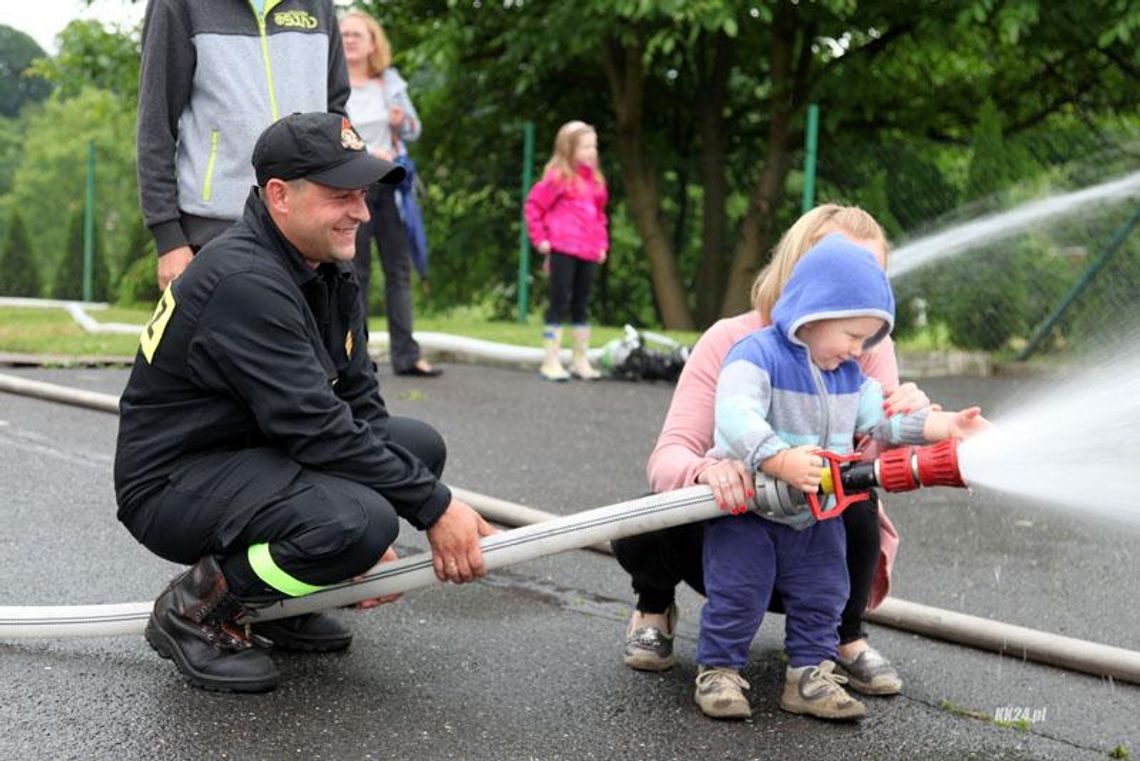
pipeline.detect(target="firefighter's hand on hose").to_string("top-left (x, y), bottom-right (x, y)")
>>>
top-left (698, 459), bottom-right (754, 515)
top-left (761, 445), bottom-right (823, 494)
top-left (428, 499), bottom-right (497, 584)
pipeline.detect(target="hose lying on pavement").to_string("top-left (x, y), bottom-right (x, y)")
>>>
top-left (0, 487), bottom-right (719, 638)
top-left (2, 371), bottom-right (1140, 686)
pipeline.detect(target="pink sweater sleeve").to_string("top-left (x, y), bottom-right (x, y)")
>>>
top-left (856, 333), bottom-right (903, 609)
top-left (858, 334), bottom-right (900, 393)
top-left (646, 314), bottom-right (760, 492)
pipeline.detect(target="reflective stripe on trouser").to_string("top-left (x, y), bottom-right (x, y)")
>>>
top-left (248, 543), bottom-right (325, 597)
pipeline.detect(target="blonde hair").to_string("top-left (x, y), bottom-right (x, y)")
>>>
top-left (543, 120), bottom-right (605, 185)
top-left (341, 10), bottom-right (392, 78)
top-left (751, 204), bottom-right (889, 321)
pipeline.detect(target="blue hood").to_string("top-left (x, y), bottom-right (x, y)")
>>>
top-left (771, 233), bottom-right (895, 349)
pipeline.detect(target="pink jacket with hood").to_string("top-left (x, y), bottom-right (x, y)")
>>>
top-left (524, 165), bottom-right (609, 263)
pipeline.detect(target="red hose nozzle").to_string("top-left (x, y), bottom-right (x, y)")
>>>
top-left (875, 439), bottom-right (965, 493)
top-left (916, 438), bottom-right (966, 488)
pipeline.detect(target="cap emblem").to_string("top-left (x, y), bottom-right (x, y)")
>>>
top-left (341, 118), bottom-right (365, 151)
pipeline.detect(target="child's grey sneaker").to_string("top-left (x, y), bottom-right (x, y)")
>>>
top-left (836, 647), bottom-right (902, 695)
top-left (622, 604), bottom-right (677, 672)
top-left (779, 660), bottom-right (866, 721)
top-left (694, 665), bottom-right (752, 719)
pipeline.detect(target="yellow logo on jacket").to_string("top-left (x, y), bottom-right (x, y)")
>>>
top-left (140, 286), bottom-right (176, 363)
top-left (345, 329), bottom-right (354, 358)
top-left (274, 11), bottom-right (318, 29)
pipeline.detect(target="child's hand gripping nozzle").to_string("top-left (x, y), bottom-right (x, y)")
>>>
top-left (751, 440), bottom-right (968, 521)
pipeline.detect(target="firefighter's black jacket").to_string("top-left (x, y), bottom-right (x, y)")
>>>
top-left (114, 189), bottom-right (451, 530)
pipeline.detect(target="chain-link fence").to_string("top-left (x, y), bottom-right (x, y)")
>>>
top-left (817, 123), bottom-right (1140, 362)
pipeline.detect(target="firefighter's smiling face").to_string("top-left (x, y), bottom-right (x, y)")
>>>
top-left (264, 178), bottom-right (370, 267)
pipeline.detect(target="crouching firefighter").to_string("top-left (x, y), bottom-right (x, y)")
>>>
top-left (114, 112), bottom-right (495, 693)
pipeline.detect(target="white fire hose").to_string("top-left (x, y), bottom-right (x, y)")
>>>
top-left (0, 487), bottom-right (718, 638)
top-left (2, 371), bottom-right (1140, 686)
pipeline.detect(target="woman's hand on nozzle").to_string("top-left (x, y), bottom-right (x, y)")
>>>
top-left (698, 459), bottom-right (754, 515)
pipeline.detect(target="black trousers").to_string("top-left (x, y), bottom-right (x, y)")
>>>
top-left (544, 252), bottom-right (597, 325)
top-left (124, 417), bottom-right (446, 600)
top-left (354, 186), bottom-right (422, 372)
top-left (611, 496), bottom-right (882, 645)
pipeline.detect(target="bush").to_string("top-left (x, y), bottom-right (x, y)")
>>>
top-left (0, 209), bottom-right (40, 296)
top-left (51, 205), bottom-right (109, 301)
top-left (902, 241), bottom-right (1072, 351)
top-left (593, 200), bottom-right (657, 327)
top-left (116, 248), bottom-right (161, 307)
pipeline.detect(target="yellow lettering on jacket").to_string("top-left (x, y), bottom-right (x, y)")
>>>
top-left (273, 11), bottom-right (319, 29)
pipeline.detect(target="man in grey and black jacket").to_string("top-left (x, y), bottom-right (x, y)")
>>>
top-left (137, 0), bottom-right (350, 289)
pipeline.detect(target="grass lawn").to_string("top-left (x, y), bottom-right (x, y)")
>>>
top-left (0, 306), bottom-right (148, 357)
top-left (0, 303), bottom-right (966, 361)
top-left (0, 304), bottom-right (703, 359)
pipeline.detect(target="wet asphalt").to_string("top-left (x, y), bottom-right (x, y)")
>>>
top-left (0, 362), bottom-right (1137, 760)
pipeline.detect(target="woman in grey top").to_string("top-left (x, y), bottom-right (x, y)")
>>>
top-left (341, 10), bottom-right (439, 377)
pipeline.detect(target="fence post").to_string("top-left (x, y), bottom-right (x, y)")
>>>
top-left (83, 140), bottom-right (95, 302)
top-left (517, 121), bottom-right (536, 324)
top-left (801, 104), bottom-right (819, 214)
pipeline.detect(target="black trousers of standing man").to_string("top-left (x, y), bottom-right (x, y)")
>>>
top-left (353, 184), bottom-right (423, 373)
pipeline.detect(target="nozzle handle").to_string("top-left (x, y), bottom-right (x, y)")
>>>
top-left (807, 450), bottom-right (870, 521)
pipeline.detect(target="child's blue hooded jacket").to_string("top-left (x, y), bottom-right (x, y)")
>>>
top-left (710, 234), bottom-right (928, 528)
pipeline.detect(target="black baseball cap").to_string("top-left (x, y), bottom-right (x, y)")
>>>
top-left (252, 112), bottom-right (405, 189)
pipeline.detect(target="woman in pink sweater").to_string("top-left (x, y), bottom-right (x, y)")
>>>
top-left (614, 205), bottom-right (931, 696)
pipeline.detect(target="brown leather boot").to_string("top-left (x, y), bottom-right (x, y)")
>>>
top-left (145, 556), bottom-right (278, 693)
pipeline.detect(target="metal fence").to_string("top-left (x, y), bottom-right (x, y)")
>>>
top-left (810, 125), bottom-right (1140, 362)
top-left (888, 173), bottom-right (1140, 361)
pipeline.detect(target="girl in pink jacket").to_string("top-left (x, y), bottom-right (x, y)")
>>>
top-left (525, 121), bottom-right (609, 381)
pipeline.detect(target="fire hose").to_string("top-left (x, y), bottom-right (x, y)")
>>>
top-left (3, 372), bottom-right (1140, 685)
top-left (0, 440), bottom-right (965, 636)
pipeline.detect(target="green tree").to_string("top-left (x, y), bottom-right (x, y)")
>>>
top-left (966, 99), bottom-right (1038, 202)
top-left (0, 210), bottom-right (40, 296)
top-left (0, 25), bottom-right (51, 117)
top-left (52, 205), bottom-right (109, 301)
top-left (5, 87), bottom-right (140, 292)
top-left (29, 19), bottom-right (142, 102)
top-left (375, 0), bottom-right (1140, 328)
top-left (0, 114), bottom-right (24, 197)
